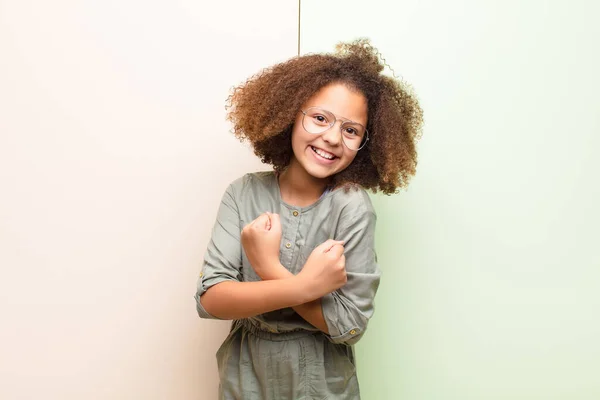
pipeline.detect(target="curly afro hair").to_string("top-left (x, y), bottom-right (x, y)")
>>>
top-left (225, 38), bottom-right (423, 195)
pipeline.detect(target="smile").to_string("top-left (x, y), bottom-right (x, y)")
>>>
top-left (311, 146), bottom-right (337, 160)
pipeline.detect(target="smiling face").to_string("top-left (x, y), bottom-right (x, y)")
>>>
top-left (289, 82), bottom-right (368, 181)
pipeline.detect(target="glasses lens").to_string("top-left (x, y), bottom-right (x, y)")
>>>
top-left (302, 107), bottom-right (368, 151)
top-left (340, 122), bottom-right (367, 151)
top-left (302, 108), bottom-right (334, 134)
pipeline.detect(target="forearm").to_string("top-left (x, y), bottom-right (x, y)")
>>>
top-left (294, 298), bottom-right (329, 334)
top-left (199, 277), bottom-right (310, 320)
top-left (263, 267), bottom-right (330, 334)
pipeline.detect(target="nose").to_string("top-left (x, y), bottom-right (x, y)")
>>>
top-left (321, 121), bottom-right (343, 146)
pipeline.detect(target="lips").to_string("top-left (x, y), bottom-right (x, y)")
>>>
top-left (310, 146), bottom-right (338, 160)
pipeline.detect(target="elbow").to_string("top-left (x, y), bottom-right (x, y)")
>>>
top-left (194, 291), bottom-right (221, 320)
top-left (195, 278), bottom-right (238, 320)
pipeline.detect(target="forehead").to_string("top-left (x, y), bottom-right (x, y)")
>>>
top-left (303, 83), bottom-right (368, 123)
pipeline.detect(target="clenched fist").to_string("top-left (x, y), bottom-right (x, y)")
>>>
top-left (241, 212), bottom-right (283, 279)
top-left (297, 239), bottom-right (347, 299)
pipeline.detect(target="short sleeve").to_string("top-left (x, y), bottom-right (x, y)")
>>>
top-left (321, 207), bottom-right (380, 345)
top-left (194, 183), bottom-right (243, 319)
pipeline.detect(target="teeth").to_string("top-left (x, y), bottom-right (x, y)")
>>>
top-left (312, 146), bottom-right (334, 160)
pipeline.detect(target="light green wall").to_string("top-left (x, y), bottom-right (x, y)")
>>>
top-left (302, 1), bottom-right (600, 399)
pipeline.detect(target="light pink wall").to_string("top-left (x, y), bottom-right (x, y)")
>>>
top-left (0, 1), bottom-right (297, 398)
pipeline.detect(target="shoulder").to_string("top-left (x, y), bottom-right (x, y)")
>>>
top-left (331, 185), bottom-right (375, 214)
top-left (226, 171), bottom-right (276, 197)
top-left (323, 185), bottom-right (377, 236)
top-left (330, 185), bottom-right (377, 234)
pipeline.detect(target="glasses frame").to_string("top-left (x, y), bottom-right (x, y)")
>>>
top-left (300, 107), bottom-right (369, 151)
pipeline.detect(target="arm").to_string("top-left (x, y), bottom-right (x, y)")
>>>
top-left (199, 276), bottom-right (314, 320)
top-left (320, 208), bottom-right (380, 345)
top-left (197, 181), bottom-right (304, 320)
top-left (201, 249), bottom-right (343, 321)
top-left (259, 266), bottom-right (330, 334)
top-left (254, 203), bottom-right (379, 342)
top-left (195, 183), bottom-right (337, 321)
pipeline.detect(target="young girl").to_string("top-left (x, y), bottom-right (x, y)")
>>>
top-left (195, 39), bottom-right (423, 399)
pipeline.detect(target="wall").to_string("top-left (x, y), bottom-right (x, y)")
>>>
top-left (0, 1), bottom-right (297, 398)
top-left (301, 1), bottom-right (600, 399)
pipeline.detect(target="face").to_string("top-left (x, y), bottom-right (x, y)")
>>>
top-left (290, 83), bottom-right (368, 180)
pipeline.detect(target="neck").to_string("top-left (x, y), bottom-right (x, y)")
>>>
top-left (278, 158), bottom-right (330, 207)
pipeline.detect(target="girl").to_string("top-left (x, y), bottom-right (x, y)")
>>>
top-left (195, 39), bottom-right (423, 399)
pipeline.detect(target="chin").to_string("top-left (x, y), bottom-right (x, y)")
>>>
top-left (302, 161), bottom-right (336, 180)
top-left (309, 170), bottom-right (334, 180)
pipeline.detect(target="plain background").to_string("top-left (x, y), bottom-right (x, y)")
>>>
top-left (301, 0), bottom-right (600, 399)
top-left (0, 1), bottom-right (296, 399)
top-left (3, 1), bottom-right (600, 399)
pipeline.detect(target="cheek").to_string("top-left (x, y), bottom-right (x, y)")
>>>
top-left (342, 151), bottom-right (358, 167)
top-left (290, 126), bottom-right (307, 157)
top-left (291, 122), bottom-right (312, 146)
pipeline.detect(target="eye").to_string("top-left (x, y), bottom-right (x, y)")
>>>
top-left (344, 127), bottom-right (358, 136)
top-left (312, 114), bottom-right (329, 125)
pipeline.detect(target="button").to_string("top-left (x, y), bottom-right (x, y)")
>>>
top-left (292, 210), bottom-right (299, 217)
top-left (199, 272), bottom-right (203, 278)
top-left (350, 329), bottom-right (356, 335)
top-left (285, 242), bottom-right (292, 248)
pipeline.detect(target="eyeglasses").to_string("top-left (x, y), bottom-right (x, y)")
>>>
top-left (300, 107), bottom-right (369, 151)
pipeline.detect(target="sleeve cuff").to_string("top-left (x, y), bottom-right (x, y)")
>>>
top-left (321, 292), bottom-right (364, 345)
top-left (194, 275), bottom-right (236, 320)
top-left (194, 292), bottom-right (220, 319)
top-left (326, 327), bottom-right (363, 346)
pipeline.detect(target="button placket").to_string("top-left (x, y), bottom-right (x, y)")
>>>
top-left (281, 208), bottom-right (301, 267)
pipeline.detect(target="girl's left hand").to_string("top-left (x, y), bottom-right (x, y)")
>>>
top-left (241, 212), bottom-right (283, 279)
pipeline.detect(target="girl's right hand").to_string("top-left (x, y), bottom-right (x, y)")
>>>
top-left (297, 239), bottom-right (347, 299)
